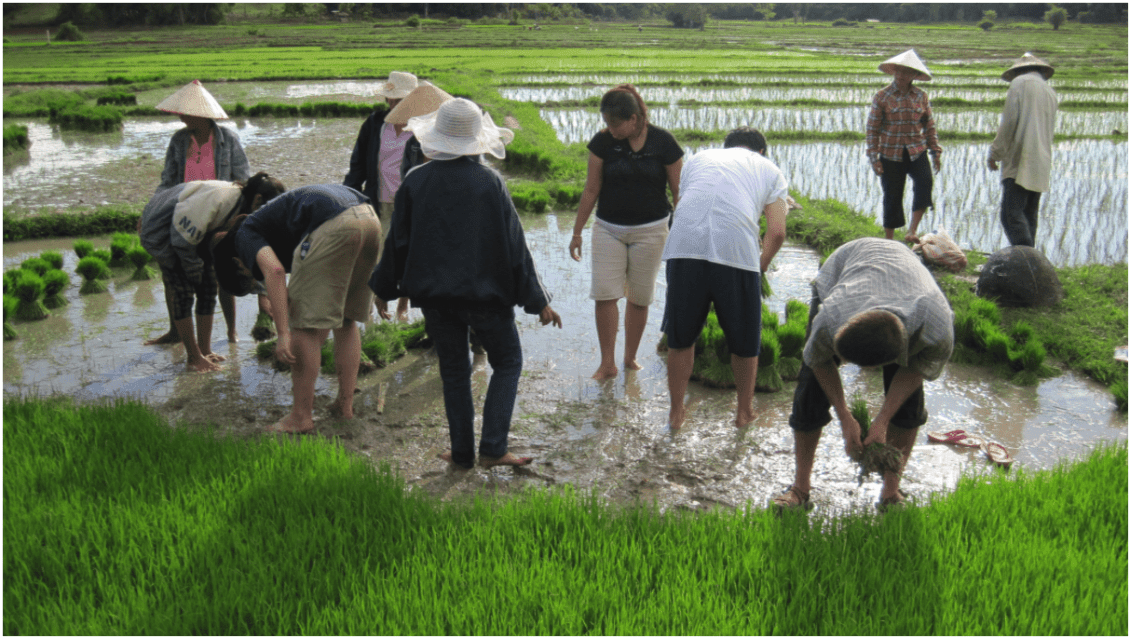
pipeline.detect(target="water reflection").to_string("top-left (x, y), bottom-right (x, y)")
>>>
top-left (504, 73), bottom-right (1127, 90)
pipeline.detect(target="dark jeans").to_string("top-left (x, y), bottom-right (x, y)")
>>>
top-left (788, 295), bottom-right (927, 432)
top-left (1000, 178), bottom-right (1042, 247)
top-left (879, 148), bottom-right (933, 230)
top-left (423, 306), bottom-right (523, 468)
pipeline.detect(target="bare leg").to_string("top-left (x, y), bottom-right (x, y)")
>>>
top-left (791, 429), bottom-right (823, 495)
top-left (905, 208), bottom-right (925, 243)
top-left (218, 288), bottom-right (238, 342)
top-left (195, 314), bottom-right (224, 362)
top-left (396, 297), bottom-right (410, 323)
top-left (592, 299), bottom-right (620, 380)
top-left (270, 327), bottom-right (329, 433)
top-left (731, 354), bottom-right (758, 428)
top-left (881, 426), bottom-right (918, 501)
top-left (623, 301), bottom-right (648, 371)
top-left (173, 316), bottom-right (221, 372)
top-left (329, 320), bottom-right (360, 419)
top-left (144, 285), bottom-right (179, 345)
top-left (666, 345), bottom-right (695, 429)
top-left (883, 227), bottom-right (895, 240)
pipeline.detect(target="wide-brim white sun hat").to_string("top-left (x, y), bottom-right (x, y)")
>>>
top-left (1001, 53), bottom-right (1055, 82)
top-left (385, 82), bottom-right (454, 126)
top-left (156, 80), bottom-right (228, 119)
top-left (406, 98), bottom-right (514, 161)
top-left (879, 49), bottom-right (932, 82)
top-left (374, 71), bottom-right (419, 99)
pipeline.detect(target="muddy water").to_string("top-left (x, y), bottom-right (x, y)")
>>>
top-left (4, 225), bottom-right (1125, 515)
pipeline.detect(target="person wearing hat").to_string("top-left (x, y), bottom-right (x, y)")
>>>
top-left (341, 70), bottom-right (429, 322)
top-left (988, 54), bottom-right (1058, 248)
top-left (866, 49), bottom-right (942, 245)
top-left (209, 184), bottom-right (381, 434)
top-left (369, 98), bottom-right (562, 470)
top-left (149, 79), bottom-right (253, 347)
top-left (139, 173), bottom-right (286, 372)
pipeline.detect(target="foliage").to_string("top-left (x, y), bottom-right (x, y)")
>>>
top-left (3, 295), bottom-right (18, 340)
top-left (3, 124), bottom-right (29, 154)
top-left (979, 19), bottom-right (994, 31)
top-left (95, 90), bottom-right (137, 106)
top-left (38, 250), bottom-right (65, 270)
top-left (19, 257), bottom-right (50, 277)
top-left (72, 239), bottom-right (95, 259)
top-left (13, 270), bottom-right (49, 321)
top-left (1044, 6), bottom-right (1068, 30)
top-left (2, 206), bottom-right (143, 242)
top-left (53, 21), bottom-right (85, 42)
top-left (2, 89), bottom-right (85, 117)
top-left (48, 104), bottom-right (124, 132)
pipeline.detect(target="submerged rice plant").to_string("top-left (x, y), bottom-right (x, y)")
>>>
top-left (75, 256), bottom-right (110, 294)
top-left (13, 270), bottom-right (49, 321)
top-left (41, 269), bottom-right (70, 309)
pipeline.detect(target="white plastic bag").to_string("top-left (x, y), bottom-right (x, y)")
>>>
top-left (914, 226), bottom-right (967, 272)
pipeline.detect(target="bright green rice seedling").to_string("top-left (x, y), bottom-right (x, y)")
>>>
top-left (3, 269), bottom-right (20, 295)
top-left (48, 104), bottom-right (123, 132)
top-left (19, 257), bottom-right (50, 276)
top-left (849, 396), bottom-right (903, 486)
top-left (39, 250), bottom-right (64, 270)
top-left (41, 269), bottom-right (70, 309)
top-left (127, 246), bottom-right (154, 281)
top-left (108, 233), bottom-right (136, 268)
top-left (761, 274), bottom-right (772, 299)
top-left (251, 310), bottom-right (276, 342)
top-left (1008, 320), bottom-right (1035, 347)
top-left (754, 329), bottom-right (783, 393)
top-left (1111, 379), bottom-right (1127, 411)
top-left (785, 298), bottom-right (809, 324)
top-left (776, 319), bottom-right (806, 381)
top-left (761, 304), bottom-right (779, 332)
top-left (90, 249), bottom-right (113, 277)
top-left (3, 123), bottom-right (29, 153)
top-left (967, 297), bottom-right (1002, 324)
top-left (13, 270), bottom-right (49, 321)
top-left (4, 294), bottom-right (18, 340)
top-left (75, 257), bottom-right (110, 294)
top-left (72, 239), bottom-right (94, 259)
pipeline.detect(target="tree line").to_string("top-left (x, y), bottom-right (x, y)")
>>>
top-left (4, 2), bottom-right (1124, 27)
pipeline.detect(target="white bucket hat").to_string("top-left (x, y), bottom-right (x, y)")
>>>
top-left (879, 49), bottom-right (932, 82)
top-left (385, 82), bottom-right (454, 126)
top-left (1002, 53), bottom-right (1055, 82)
top-left (156, 80), bottom-right (228, 119)
top-left (374, 71), bottom-right (418, 99)
top-left (406, 98), bottom-right (514, 161)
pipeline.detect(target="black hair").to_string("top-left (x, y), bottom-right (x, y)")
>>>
top-left (235, 172), bottom-right (286, 218)
top-left (209, 215), bottom-right (258, 297)
top-left (599, 84), bottom-right (648, 125)
top-left (724, 127), bottom-right (768, 154)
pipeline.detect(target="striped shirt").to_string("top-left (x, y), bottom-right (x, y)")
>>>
top-left (866, 82), bottom-right (942, 164)
top-left (803, 238), bottom-right (954, 381)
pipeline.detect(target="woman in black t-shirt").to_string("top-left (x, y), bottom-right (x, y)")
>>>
top-left (569, 84), bottom-right (684, 380)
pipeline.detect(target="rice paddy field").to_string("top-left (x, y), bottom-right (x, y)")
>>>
top-left (3, 12), bottom-right (1127, 635)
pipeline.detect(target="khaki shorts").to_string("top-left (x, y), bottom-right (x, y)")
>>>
top-left (288, 204), bottom-right (381, 330)
top-left (590, 218), bottom-right (668, 306)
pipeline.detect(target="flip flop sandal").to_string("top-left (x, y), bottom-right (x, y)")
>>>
top-left (926, 429), bottom-right (986, 448)
top-left (877, 489), bottom-right (910, 514)
top-left (982, 441), bottom-right (1014, 468)
top-left (771, 485), bottom-right (813, 513)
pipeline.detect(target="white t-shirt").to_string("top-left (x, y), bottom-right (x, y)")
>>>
top-left (661, 147), bottom-right (788, 272)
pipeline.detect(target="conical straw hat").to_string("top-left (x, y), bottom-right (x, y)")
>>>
top-left (156, 80), bottom-right (228, 119)
top-left (1001, 53), bottom-right (1055, 82)
top-left (879, 49), bottom-right (932, 82)
top-left (373, 71), bottom-right (419, 99)
top-left (385, 82), bottom-right (454, 126)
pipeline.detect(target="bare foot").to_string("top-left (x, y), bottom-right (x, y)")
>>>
top-left (669, 405), bottom-right (686, 431)
top-left (734, 407), bottom-right (755, 429)
top-left (479, 452), bottom-right (534, 468)
top-left (591, 364), bottom-right (618, 380)
top-left (437, 451), bottom-right (472, 470)
top-left (396, 311), bottom-right (409, 323)
top-left (144, 330), bottom-right (179, 346)
top-left (328, 399), bottom-right (354, 420)
top-left (227, 329), bottom-right (239, 343)
top-left (623, 358), bottom-right (643, 371)
top-left (905, 233), bottom-right (920, 245)
top-left (203, 352), bottom-right (226, 363)
top-left (186, 357), bottom-right (222, 373)
top-left (266, 412), bottom-right (315, 434)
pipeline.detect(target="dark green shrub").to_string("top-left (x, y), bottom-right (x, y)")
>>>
top-left (39, 250), bottom-right (65, 270)
top-left (127, 246), bottom-right (155, 281)
top-left (979, 19), bottom-right (994, 31)
top-left (42, 269), bottom-right (70, 309)
top-left (406, 15), bottom-right (420, 27)
top-left (73, 239), bottom-right (95, 259)
top-left (75, 257), bottom-right (110, 294)
top-left (54, 21), bottom-right (85, 42)
top-left (20, 257), bottom-right (51, 277)
top-left (13, 271), bottom-right (49, 321)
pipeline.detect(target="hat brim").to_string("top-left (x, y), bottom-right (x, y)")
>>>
top-left (879, 62), bottom-right (932, 82)
top-left (407, 110), bottom-right (514, 160)
top-left (1002, 65), bottom-right (1054, 82)
top-left (156, 81), bottom-right (228, 119)
top-left (385, 84), bottom-right (454, 126)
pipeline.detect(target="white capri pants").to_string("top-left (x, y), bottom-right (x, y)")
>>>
top-left (589, 217), bottom-right (669, 306)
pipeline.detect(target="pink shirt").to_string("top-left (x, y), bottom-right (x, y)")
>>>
top-left (184, 132), bottom-right (216, 183)
top-left (377, 122), bottom-right (414, 203)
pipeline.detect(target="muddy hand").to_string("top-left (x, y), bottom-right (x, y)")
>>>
top-left (540, 305), bottom-right (563, 328)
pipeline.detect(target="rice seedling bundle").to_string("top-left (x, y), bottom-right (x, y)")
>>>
top-left (90, 249), bottom-right (113, 277)
top-left (3, 269), bottom-right (20, 295)
top-left (754, 329), bottom-right (783, 393)
top-left (785, 298), bottom-right (809, 324)
top-left (108, 233), bottom-right (137, 268)
top-left (361, 320), bottom-right (430, 367)
top-left (776, 319), bottom-right (807, 381)
top-left (19, 257), bottom-right (50, 276)
top-left (761, 304), bottom-right (779, 333)
top-left (849, 396), bottom-right (903, 486)
top-left (13, 270), bottom-right (49, 321)
top-left (72, 239), bottom-right (94, 259)
top-left (75, 256), bottom-right (110, 294)
top-left (41, 269), bottom-right (70, 309)
top-left (251, 310), bottom-right (276, 341)
top-left (127, 246), bottom-right (155, 281)
top-left (3, 294), bottom-right (18, 340)
top-left (39, 250), bottom-right (64, 270)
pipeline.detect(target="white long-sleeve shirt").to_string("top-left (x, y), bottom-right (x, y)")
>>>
top-left (988, 71), bottom-right (1058, 193)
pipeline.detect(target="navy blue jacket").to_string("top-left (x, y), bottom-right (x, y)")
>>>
top-left (368, 156), bottom-right (551, 315)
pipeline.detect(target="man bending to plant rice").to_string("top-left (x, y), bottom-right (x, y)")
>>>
top-left (773, 237), bottom-right (954, 512)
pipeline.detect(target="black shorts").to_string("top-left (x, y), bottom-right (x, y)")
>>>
top-left (661, 258), bottom-right (762, 358)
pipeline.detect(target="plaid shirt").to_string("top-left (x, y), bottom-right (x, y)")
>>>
top-left (866, 82), bottom-right (942, 164)
top-left (803, 238), bottom-right (954, 381)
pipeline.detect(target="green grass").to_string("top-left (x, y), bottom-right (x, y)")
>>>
top-left (3, 123), bottom-right (30, 153)
top-left (3, 396), bottom-right (1126, 634)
